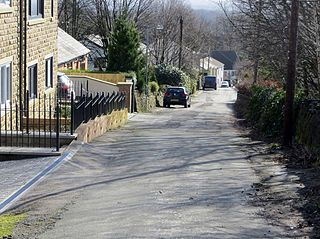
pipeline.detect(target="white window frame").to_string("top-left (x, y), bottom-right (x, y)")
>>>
top-left (45, 57), bottom-right (53, 89)
top-left (0, 62), bottom-right (12, 106)
top-left (28, 0), bottom-right (44, 19)
top-left (28, 64), bottom-right (38, 99)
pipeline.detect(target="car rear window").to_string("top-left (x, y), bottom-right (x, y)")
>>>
top-left (167, 88), bottom-right (184, 93)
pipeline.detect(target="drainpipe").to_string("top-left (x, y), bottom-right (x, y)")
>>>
top-left (19, 0), bottom-right (23, 130)
top-left (24, 0), bottom-right (27, 107)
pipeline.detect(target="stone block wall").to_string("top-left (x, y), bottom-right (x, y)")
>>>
top-left (135, 92), bottom-right (157, 112)
top-left (0, 0), bottom-right (19, 104)
top-left (0, 0), bottom-right (58, 129)
top-left (118, 82), bottom-right (133, 112)
top-left (75, 109), bottom-right (128, 143)
top-left (0, 0), bottom-right (58, 102)
top-left (27, 0), bottom-right (58, 97)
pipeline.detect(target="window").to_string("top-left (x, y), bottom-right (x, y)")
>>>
top-left (28, 64), bottom-right (37, 99)
top-left (0, 0), bottom-right (10, 7)
top-left (0, 62), bottom-right (11, 105)
top-left (28, 0), bottom-right (43, 19)
top-left (45, 57), bottom-right (53, 89)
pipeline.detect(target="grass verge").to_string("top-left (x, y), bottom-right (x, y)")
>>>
top-left (0, 214), bottom-right (26, 237)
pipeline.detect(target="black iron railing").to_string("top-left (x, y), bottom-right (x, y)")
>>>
top-left (0, 88), bottom-right (126, 151)
top-left (72, 91), bottom-right (126, 133)
top-left (0, 91), bottom-right (60, 150)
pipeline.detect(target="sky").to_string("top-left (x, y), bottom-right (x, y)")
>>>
top-left (187, 0), bottom-right (219, 10)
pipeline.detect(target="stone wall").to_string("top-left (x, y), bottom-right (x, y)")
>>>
top-left (118, 82), bottom-right (133, 112)
top-left (0, 0), bottom-right (58, 104)
top-left (0, 0), bottom-right (19, 104)
top-left (27, 0), bottom-right (58, 97)
top-left (135, 93), bottom-right (157, 112)
top-left (75, 109), bottom-right (128, 143)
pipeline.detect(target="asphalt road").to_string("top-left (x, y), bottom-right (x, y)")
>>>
top-left (12, 88), bottom-right (291, 238)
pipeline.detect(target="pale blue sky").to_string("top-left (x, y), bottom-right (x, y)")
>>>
top-left (188, 0), bottom-right (218, 10)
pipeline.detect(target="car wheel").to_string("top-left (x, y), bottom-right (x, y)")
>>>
top-left (168, 104), bottom-right (170, 108)
top-left (184, 102), bottom-right (188, 108)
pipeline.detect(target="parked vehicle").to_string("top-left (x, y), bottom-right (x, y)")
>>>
top-left (163, 87), bottom-right (191, 108)
top-left (203, 76), bottom-right (217, 90)
top-left (221, 81), bottom-right (230, 88)
top-left (57, 72), bottom-right (74, 100)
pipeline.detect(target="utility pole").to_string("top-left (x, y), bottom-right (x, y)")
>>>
top-left (72, 0), bottom-right (77, 37)
top-left (314, 1), bottom-right (320, 87)
top-left (64, 0), bottom-right (68, 32)
top-left (178, 16), bottom-right (183, 69)
top-left (283, 0), bottom-right (299, 147)
top-left (207, 48), bottom-right (211, 74)
top-left (145, 31), bottom-right (149, 108)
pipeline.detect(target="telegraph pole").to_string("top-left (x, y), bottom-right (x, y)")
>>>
top-left (178, 16), bottom-right (183, 69)
top-left (283, 0), bottom-right (299, 146)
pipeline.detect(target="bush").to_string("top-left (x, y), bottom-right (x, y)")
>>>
top-left (247, 85), bottom-right (285, 137)
top-left (136, 66), bottom-right (156, 93)
top-left (149, 81), bottom-right (160, 94)
top-left (155, 64), bottom-right (197, 93)
top-left (155, 64), bottom-right (182, 86)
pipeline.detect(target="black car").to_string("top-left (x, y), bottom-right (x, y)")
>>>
top-left (163, 87), bottom-right (191, 108)
top-left (203, 76), bottom-right (217, 90)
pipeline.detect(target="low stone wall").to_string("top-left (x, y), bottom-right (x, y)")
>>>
top-left (135, 93), bottom-right (157, 112)
top-left (75, 109), bottom-right (128, 143)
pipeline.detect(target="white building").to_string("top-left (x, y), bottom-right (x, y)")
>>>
top-left (200, 57), bottom-right (224, 87)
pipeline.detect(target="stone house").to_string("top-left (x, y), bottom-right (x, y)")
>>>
top-left (0, 0), bottom-right (58, 105)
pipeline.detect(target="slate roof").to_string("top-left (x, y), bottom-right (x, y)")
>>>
top-left (210, 51), bottom-right (238, 70)
top-left (58, 28), bottom-right (91, 65)
top-left (85, 35), bottom-right (104, 48)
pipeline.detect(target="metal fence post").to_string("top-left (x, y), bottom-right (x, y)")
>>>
top-left (56, 98), bottom-right (60, 152)
top-left (71, 91), bottom-right (74, 135)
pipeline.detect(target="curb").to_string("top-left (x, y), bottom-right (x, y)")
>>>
top-left (0, 140), bottom-right (83, 214)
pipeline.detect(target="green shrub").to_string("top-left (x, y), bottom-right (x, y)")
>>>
top-left (155, 64), bottom-right (197, 93)
top-left (149, 81), bottom-right (159, 94)
top-left (247, 85), bottom-right (285, 137)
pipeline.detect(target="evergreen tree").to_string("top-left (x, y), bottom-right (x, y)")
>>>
top-left (107, 15), bottom-right (142, 72)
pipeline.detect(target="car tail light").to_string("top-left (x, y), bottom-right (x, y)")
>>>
top-left (164, 92), bottom-right (169, 97)
top-left (62, 85), bottom-right (70, 91)
top-left (181, 93), bottom-right (187, 97)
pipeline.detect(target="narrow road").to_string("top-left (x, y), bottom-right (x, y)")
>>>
top-left (13, 89), bottom-right (290, 238)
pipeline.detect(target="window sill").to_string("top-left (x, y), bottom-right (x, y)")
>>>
top-left (28, 18), bottom-right (45, 26)
top-left (0, 7), bottom-right (13, 14)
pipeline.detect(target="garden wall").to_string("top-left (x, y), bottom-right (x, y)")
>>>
top-left (76, 109), bottom-right (128, 143)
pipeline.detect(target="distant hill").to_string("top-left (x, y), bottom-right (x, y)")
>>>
top-left (193, 9), bottom-right (223, 23)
